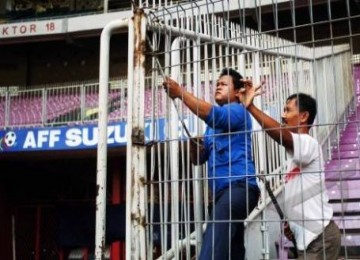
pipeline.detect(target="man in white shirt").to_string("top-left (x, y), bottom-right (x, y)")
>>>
top-left (239, 81), bottom-right (341, 259)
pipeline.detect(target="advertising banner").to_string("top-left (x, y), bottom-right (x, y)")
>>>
top-left (0, 119), bottom-right (170, 152)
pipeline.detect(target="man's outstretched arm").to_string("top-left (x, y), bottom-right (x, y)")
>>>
top-left (239, 80), bottom-right (294, 151)
top-left (163, 77), bottom-right (212, 120)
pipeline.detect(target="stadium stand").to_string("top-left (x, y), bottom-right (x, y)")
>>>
top-left (0, 83), bottom-right (125, 127)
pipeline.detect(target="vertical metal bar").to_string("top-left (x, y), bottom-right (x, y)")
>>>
top-left (148, 32), bottom-right (159, 260)
top-left (103, 0), bottom-right (108, 13)
top-left (192, 38), bottom-right (204, 259)
top-left (170, 38), bottom-right (181, 260)
top-left (80, 84), bottom-right (85, 123)
top-left (253, 50), bottom-right (270, 259)
top-left (96, 18), bottom-right (129, 260)
top-left (111, 167), bottom-right (121, 260)
top-left (127, 9), bottom-right (147, 259)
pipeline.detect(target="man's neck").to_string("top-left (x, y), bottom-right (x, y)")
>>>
top-left (296, 127), bottom-right (310, 134)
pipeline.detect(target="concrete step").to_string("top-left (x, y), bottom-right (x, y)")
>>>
top-left (331, 201), bottom-right (360, 215)
top-left (325, 159), bottom-right (360, 181)
top-left (332, 150), bottom-right (360, 159)
top-left (340, 130), bottom-right (360, 138)
top-left (339, 233), bottom-right (360, 259)
top-left (339, 137), bottom-right (359, 145)
top-left (333, 216), bottom-right (360, 231)
top-left (328, 188), bottom-right (360, 201)
top-left (341, 233), bottom-right (360, 247)
top-left (341, 124), bottom-right (359, 132)
top-left (332, 144), bottom-right (359, 152)
top-left (325, 159), bottom-right (359, 170)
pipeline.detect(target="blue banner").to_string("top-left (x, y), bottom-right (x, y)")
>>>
top-left (0, 119), bottom-right (170, 153)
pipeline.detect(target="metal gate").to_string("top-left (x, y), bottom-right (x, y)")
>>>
top-left (96, 1), bottom-right (357, 259)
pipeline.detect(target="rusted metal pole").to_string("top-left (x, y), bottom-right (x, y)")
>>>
top-left (125, 9), bottom-right (147, 260)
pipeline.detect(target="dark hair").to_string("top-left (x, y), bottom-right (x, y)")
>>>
top-left (287, 93), bottom-right (317, 126)
top-left (219, 68), bottom-right (244, 90)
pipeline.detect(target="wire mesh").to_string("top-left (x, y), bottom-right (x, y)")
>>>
top-left (125, 0), bottom-right (360, 259)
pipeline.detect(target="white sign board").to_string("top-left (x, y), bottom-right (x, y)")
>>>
top-left (0, 20), bottom-right (65, 38)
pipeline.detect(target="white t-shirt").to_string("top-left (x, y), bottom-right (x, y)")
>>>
top-left (283, 133), bottom-right (333, 250)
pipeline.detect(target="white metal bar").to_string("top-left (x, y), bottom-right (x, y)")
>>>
top-left (103, 0), bottom-right (108, 13)
top-left (170, 37), bottom-right (181, 260)
top-left (96, 17), bottom-right (129, 260)
top-left (126, 16), bottom-right (135, 260)
top-left (149, 22), bottom-right (314, 61)
top-left (192, 37), bottom-right (205, 260)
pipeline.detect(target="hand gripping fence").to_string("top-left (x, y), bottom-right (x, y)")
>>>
top-left (146, 34), bottom-right (195, 140)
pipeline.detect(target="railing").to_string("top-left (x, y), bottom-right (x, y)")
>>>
top-left (0, 80), bottom-right (127, 128)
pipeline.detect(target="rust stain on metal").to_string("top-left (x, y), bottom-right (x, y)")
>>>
top-left (139, 176), bottom-right (146, 186)
top-left (139, 216), bottom-right (146, 227)
top-left (131, 213), bottom-right (146, 228)
top-left (96, 239), bottom-right (106, 256)
top-left (133, 9), bottom-right (146, 70)
top-left (133, 39), bottom-right (146, 67)
top-left (132, 127), bottom-right (145, 145)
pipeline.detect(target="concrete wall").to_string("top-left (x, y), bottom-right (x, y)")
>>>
top-left (0, 34), bottom-right (128, 87)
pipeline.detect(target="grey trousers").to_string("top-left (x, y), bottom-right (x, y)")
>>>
top-left (297, 220), bottom-right (341, 260)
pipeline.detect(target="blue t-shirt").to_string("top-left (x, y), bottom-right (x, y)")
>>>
top-left (203, 102), bottom-right (257, 193)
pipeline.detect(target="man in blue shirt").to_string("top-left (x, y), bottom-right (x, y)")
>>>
top-left (163, 68), bottom-right (259, 259)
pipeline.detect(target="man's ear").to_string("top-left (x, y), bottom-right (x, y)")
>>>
top-left (300, 111), bottom-right (310, 125)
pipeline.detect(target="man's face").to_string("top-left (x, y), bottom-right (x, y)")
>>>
top-left (215, 75), bottom-right (238, 105)
top-left (281, 98), bottom-right (307, 129)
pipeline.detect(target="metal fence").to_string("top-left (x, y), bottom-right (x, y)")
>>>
top-left (124, 1), bottom-right (356, 259)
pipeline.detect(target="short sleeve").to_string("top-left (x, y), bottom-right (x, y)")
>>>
top-left (291, 133), bottom-right (320, 166)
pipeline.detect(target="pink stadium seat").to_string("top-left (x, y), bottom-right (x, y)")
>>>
top-left (2, 87), bottom-right (160, 126)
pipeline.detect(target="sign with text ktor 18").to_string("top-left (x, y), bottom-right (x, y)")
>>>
top-left (0, 20), bottom-right (64, 38)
